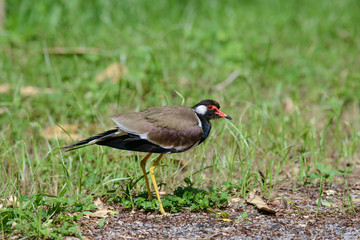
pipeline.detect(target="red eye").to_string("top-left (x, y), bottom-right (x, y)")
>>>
top-left (206, 105), bottom-right (215, 110)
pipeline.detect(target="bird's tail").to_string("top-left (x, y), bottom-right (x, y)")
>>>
top-left (63, 129), bottom-right (118, 151)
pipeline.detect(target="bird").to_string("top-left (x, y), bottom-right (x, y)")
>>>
top-left (64, 99), bottom-right (231, 215)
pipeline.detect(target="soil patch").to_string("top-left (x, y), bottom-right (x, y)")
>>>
top-left (80, 184), bottom-right (360, 239)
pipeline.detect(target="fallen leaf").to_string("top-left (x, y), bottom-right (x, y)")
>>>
top-left (85, 208), bottom-right (117, 218)
top-left (11, 222), bottom-right (17, 229)
top-left (20, 86), bottom-right (54, 96)
top-left (214, 71), bottom-right (240, 91)
top-left (231, 197), bottom-right (242, 203)
top-left (217, 218), bottom-right (232, 222)
top-left (299, 223), bottom-right (307, 228)
top-left (0, 84), bottom-right (55, 96)
top-left (6, 196), bottom-right (20, 207)
top-left (43, 124), bottom-right (80, 140)
top-left (0, 107), bottom-right (8, 114)
top-left (85, 209), bottom-right (110, 218)
top-left (282, 97), bottom-right (296, 114)
top-left (84, 197), bottom-right (118, 218)
top-left (42, 124), bottom-right (99, 140)
top-left (63, 237), bottom-right (86, 240)
top-left (246, 189), bottom-right (276, 214)
top-left (159, 191), bottom-right (167, 197)
top-left (178, 76), bottom-right (189, 87)
top-left (325, 189), bottom-right (336, 196)
top-left (0, 83), bottom-right (11, 94)
top-left (95, 62), bottom-right (128, 83)
top-left (94, 197), bottom-right (105, 210)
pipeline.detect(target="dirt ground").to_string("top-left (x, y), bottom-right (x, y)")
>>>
top-left (79, 182), bottom-right (360, 240)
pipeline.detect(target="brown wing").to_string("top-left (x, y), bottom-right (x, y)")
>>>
top-left (111, 112), bottom-right (153, 135)
top-left (143, 105), bottom-right (201, 130)
top-left (111, 105), bottom-right (203, 150)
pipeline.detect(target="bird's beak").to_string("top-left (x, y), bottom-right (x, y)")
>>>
top-left (216, 110), bottom-right (232, 120)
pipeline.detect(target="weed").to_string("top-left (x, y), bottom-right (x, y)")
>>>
top-left (117, 178), bottom-right (230, 213)
top-left (0, 194), bottom-right (96, 239)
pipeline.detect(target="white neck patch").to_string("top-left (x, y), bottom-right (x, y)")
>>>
top-left (195, 105), bottom-right (207, 115)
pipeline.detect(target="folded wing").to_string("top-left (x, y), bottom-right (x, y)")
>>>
top-left (111, 105), bottom-right (203, 152)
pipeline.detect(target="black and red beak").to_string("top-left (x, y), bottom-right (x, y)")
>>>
top-left (216, 109), bottom-right (232, 120)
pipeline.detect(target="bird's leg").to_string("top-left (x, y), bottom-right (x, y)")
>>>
top-left (140, 152), bottom-right (153, 201)
top-left (149, 153), bottom-right (168, 215)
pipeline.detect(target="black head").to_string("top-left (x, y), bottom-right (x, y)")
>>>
top-left (192, 99), bottom-right (232, 121)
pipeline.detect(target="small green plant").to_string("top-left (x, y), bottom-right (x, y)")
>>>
top-left (342, 180), bottom-right (356, 213)
top-left (119, 178), bottom-right (230, 213)
top-left (306, 163), bottom-right (353, 186)
top-left (0, 194), bottom-right (96, 239)
top-left (97, 218), bottom-right (107, 228)
top-left (304, 163), bottom-right (354, 213)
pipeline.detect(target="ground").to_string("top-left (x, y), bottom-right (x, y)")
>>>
top-left (77, 183), bottom-right (359, 239)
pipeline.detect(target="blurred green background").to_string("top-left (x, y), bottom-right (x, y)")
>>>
top-left (1, 0), bottom-right (360, 200)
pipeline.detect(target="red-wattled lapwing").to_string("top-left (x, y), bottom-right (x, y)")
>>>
top-left (64, 99), bottom-right (231, 215)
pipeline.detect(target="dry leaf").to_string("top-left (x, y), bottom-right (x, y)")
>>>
top-left (217, 218), bottom-right (232, 222)
top-left (178, 76), bottom-right (189, 87)
top-left (95, 62), bottom-right (128, 83)
top-left (246, 190), bottom-right (276, 214)
top-left (214, 71), bottom-right (240, 91)
top-left (85, 209), bottom-right (110, 218)
top-left (231, 197), bottom-right (242, 203)
top-left (63, 237), bottom-right (88, 240)
top-left (282, 97), bottom-right (296, 114)
top-left (352, 198), bottom-right (360, 205)
top-left (0, 107), bottom-right (8, 114)
top-left (11, 222), bottom-right (17, 229)
top-left (0, 84), bottom-right (54, 96)
top-left (43, 124), bottom-right (80, 140)
top-left (42, 124), bottom-right (99, 140)
top-left (85, 209), bottom-right (117, 218)
top-left (94, 197), bottom-right (105, 209)
top-left (84, 197), bottom-right (118, 218)
top-left (20, 86), bottom-right (54, 96)
top-left (325, 189), bottom-right (336, 196)
top-left (0, 83), bottom-right (11, 94)
top-left (6, 196), bottom-right (20, 207)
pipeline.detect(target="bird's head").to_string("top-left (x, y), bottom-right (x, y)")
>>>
top-left (193, 99), bottom-right (232, 121)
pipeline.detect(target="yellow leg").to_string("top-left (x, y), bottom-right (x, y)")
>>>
top-left (140, 153), bottom-right (153, 201)
top-left (149, 153), bottom-right (168, 215)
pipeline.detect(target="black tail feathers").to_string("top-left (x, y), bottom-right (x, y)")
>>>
top-left (63, 129), bottom-right (118, 151)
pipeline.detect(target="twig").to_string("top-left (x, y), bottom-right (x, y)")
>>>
top-left (214, 71), bottom-right (241, 91)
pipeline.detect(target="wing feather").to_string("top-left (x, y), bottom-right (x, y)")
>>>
top-left (111, 105), bottom-right (203, 150)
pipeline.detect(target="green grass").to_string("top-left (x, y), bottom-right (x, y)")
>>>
top-left (1, 0), bottom-right (360, 238)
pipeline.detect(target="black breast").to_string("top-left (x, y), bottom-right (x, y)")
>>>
top-left (198, 117), bottom-right (211, 145)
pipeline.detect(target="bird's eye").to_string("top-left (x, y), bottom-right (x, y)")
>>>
top-left (206, 105), bottom-right (215, 110)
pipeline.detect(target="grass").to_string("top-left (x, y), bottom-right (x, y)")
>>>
top-left (1, 0), bottom-right (360, 238)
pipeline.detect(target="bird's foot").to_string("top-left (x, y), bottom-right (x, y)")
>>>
top-left (159, 207), bottom-right (169, 216)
